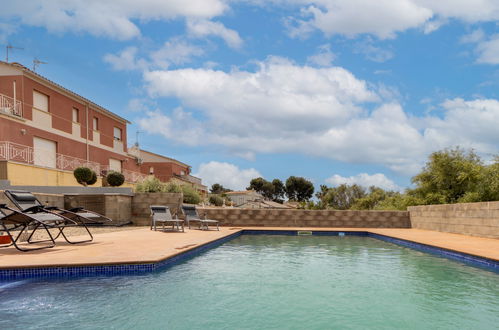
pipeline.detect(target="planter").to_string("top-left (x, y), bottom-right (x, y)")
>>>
top-left (0, 235), bottom-right (12, 244)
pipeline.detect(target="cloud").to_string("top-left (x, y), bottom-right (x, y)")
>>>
top-left (103, 47), bottom-right (148, 71)
top-left (137, 57), bottom-right (499, 176)
top-left (193, 161), bottom-right (262, 191)
top-left (354, 38), bottom-right (394, 62)
top-left (283, 0), bottom-right (499, 39)
top-left (150, 38), bottom-right (205, 68)
top-left (187, 19), bottom-right (243, 49)
top-left (307, 44), bottom-right (335, 67)
top-left (0, 0), bottom-right (228, 40)
top-left (326, 173), bottom-right (402, 191)
top-left (475, 35), bottom-right (499, 65)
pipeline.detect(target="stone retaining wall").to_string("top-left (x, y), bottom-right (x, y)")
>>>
top-left (200, 208), bottom-right (411, 228)
top-left (131, 192), bottom-right (183, 226)
top-left (408, 202), bottom-right (499, 239)
top-left (64, 194), bottom-right (132, 225)
top-left (0, 191), bottom-right (65, 210)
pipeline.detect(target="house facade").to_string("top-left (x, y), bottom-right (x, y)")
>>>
top-left (0, 61), bottom-right (146, 186)
top-left (130, 147), bottom-right (207, 195)
top-left (225, 190), bottom-right (264, 206)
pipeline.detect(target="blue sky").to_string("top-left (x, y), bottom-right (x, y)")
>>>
top-left (1, 1), bottom-right (498, 192)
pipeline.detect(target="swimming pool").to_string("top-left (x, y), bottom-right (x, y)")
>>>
top-left (1, 234), bottom-right (498, 329)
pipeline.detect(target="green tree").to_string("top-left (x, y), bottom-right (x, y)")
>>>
top-left (410, 148), bottom-right (483, 204)
top-left (182, 185), bottom-right (201, 204)
top-left (210, 183), bottom-right (231, 194)
top-left (271, 179), bottom-right (285, 202)
top-left (285, 176), bottom-right (314, 202)
top-left (248, 177), bottom-right (275, 200)
top-left (322, 184), bottom-right (365, 209)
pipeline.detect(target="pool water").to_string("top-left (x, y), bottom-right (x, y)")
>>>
top-left (1, 235), bottom-right (498, 329)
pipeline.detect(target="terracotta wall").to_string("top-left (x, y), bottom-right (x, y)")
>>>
top-left (408, 202), bottom-right (499, 239)
top-left (199, 208), bottom-right (411, 228)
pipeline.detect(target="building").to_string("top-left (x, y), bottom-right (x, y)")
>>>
top-left (225, 190), bottom-right (264, 206)
top-left (129, 146), bottom-right (207, 195)
top-left (0, 61), bottom-right (197, 188)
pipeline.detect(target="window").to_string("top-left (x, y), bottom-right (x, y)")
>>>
top-left (33, 137), bottom-right (56, 168)
top-left (109, 158), bottom-right (122, 173)
top-left (93, 117), bottom-right (98, 130)
top-left (33, 90), bottom-right (49, 112)
top-left (149, 166), bottom-right (154, 174)
top-left (72, 108), bottom-right (79, 123)
top-left (180, 170), bottom-right (185, 175)
top-left (113, 127), bottom-right (122, 141)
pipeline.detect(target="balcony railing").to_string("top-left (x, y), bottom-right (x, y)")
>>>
top-left (0, 93), bottom-right (22, 117)
top-left (0, 141), bottom-right (145, 183)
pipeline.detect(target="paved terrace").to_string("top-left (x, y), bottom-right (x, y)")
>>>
top-left (1, 227), bottom-right (498, 269)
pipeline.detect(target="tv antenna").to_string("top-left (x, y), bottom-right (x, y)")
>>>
top-left (5, 44), bottom-right (23, 62)
top-left (32, 58), bottom-right (48, 71)
top-left (135, 130), bottom-right (143, 147)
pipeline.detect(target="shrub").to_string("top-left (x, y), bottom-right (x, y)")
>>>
top-left (209, 195), bottom-right (224, 206)
top-left (106, 171), bottom-right (125, 187)
top-left (164, 182), bottom-right (182, 193)
top-left (73, 167), bottom-right (93, 186)
top-left (182, 185), bottom-right (201, 204)
top-left (87, 170), bottom-right (98, 185)
top-left (135, 176), bottom-right (164, 192)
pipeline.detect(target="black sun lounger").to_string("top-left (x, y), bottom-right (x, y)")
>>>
top-left (4, 190), bottom-right (93, 244)
top-left (0, 204), bottom-right (56, 252)
top-left (181, 204), bottom-right (219, 231)
top-left (150, 205), bottom-right (184, 232)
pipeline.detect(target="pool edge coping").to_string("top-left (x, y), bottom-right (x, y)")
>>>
top-left (1, 228), bottom-right (498, 280)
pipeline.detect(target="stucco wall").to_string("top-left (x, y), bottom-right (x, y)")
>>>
top-left (131, 192), bottom-right (183, 226)
top-left (408, 202), bottom-right (499, 239)
top-left (200, 208), bottom-right (410, 228)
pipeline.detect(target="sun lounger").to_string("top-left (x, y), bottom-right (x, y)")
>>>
top-left (181, 204), bottom-right (219, 231)
top-left (4, 190), bottom-right (93, 244)
top-left (150, 205), bottom-right (184, 232)
top-left (0, 204), bottom-right (57, 251)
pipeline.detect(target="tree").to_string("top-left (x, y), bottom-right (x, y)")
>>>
top-left (410, 148), bottom-right (483, 204)
top-left (271, 179), bottom-right (285, 202)
top-left (106, 171), bottom-right (125, 187)
top-left (285, 176), bottom-right (314, 202)
top-left (73, 167), bottom-right (97, 186)
top-left (321, 184), bottom-right (365, 209)
top-left (210, 183), bottom-right (231, 194)
top-left (248, 177), bottom-right (274, 200)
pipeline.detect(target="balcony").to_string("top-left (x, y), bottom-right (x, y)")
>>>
top-left (0, 93), bottom-right (22, 118)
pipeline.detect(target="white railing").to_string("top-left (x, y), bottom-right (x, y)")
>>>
top-left (0, 141), bottom-right (99, 172)
top-left (0, 93), bottom-right (22, 117)
top-left (100, 166), bottom-right (148, 184)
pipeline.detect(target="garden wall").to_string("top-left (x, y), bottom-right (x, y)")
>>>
top-left (65, 194), bottom-right (132, 225)
top-left (0, 191), bottom-right (65, 210)
top-left (131, 192), bottom-right (183, 226)
top-left (408, 202), bottom-right (499, 239)
top-left (200, 208), bottom-right (411, 228)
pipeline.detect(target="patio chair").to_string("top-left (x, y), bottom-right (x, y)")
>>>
top-left (4, 190), bottom-right (93, 244)
top-left (6, 190), bottom-right (111, 225)
top-left (181, 204), bottom-right (219, 231)
top-left (150, 205), bottom-right (184, 232)
top-left (0, 204), bottom-right (57, 252)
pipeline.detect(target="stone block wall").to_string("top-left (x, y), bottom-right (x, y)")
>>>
top-left (65, 194), bottom-right (132, 225)
top-left (408, 202), bottom-right (499, 239)
top-left (200, 208), bottom-right (411, 228)
top-left (131, 192), bottom-right (183, 226)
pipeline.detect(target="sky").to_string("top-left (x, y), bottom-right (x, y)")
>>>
top-left (1, 0), bottom-right (498, 193)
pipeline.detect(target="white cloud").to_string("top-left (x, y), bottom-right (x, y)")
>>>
top-left (137, 56), bottom-right (499, 176)
top-left (103, 47), bottom-right (148, 71)
top-left (187, 19), bottom-right (243, 49)
top-left (0, 0), bottom-right (228, 40)
top-left (307, 44), bottom-right (335, 67)
top-left (354, 38), bottom-right (393, 62)
top-left (460, 29), bottom-right (485, 44)
top-left (283, 0), bottom-right (499, 39)
top-left (326, 173), bottom-right (402, 191)
top-left (475, 35), bottom-right (499, 65)
top-left (194, 161), bottom-right (262, 191)
top-left (150, 38), bottom-right (204, 68)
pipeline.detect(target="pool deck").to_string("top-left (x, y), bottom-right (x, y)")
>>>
top-left (0, 227), bottom-right (498, 270)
